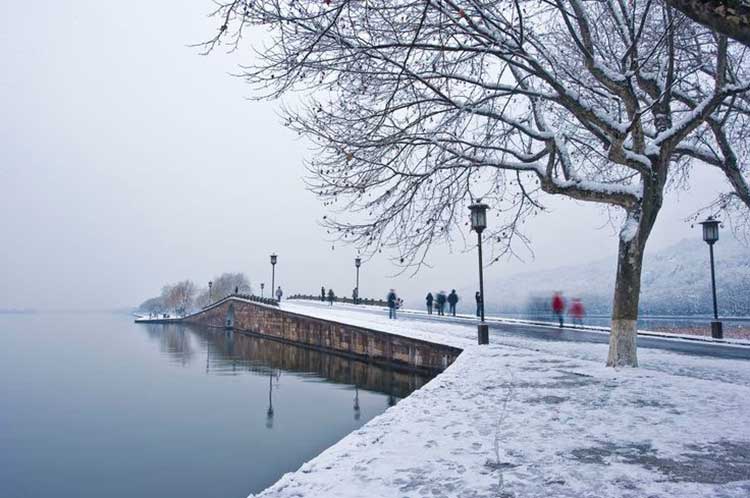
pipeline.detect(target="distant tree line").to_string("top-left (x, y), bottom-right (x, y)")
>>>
top-left (137, 272), bottom-right (252, 316)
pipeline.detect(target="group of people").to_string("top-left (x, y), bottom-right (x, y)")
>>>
top-left (321, 286), bottom-right (336, 305)
top-left (424, 290), bottom-right (459, 316)
top-left (384, 289), bottom-right (484, 320)
top-left (328, 285), bottom-right (584, 328)
top-left (425, 290), bottom-right (484, 317)
top-left (551, 292), bottom-right (585, 327)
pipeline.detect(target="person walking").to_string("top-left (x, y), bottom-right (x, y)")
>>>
top-left (436, 291), bottom-right (447, 316)
top-left (321, 286), bottom-right (326, 302)
top-left (552, 292), bottom-right (565, 328)
top-left (425, 292), bottom-right (434, 314)
top-left (569, 298), bottom-right (585, 327)
top-left (328, 289), bottom-right (335, 306)
top-left (447, 290), bottom-right (459, 316)
top-left (475, 291), bottom-right (482, 317)
top-left (387, 289), bottom-right (398, 319)
top-left (275, 286), bottom-right (283, 302)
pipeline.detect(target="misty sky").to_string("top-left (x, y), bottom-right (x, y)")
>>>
top-left (0, 1), bottom-right (739, 310)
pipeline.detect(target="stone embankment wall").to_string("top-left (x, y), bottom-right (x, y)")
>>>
top-left (184, 297), bottom-right (461, 373)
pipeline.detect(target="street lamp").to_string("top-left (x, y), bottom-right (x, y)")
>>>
top-left (260, 282), bottom-right (265, 298)
top-left (355, 257), bottom-right (362, 304)
top-left (208, 281), bottom-right (213, 304)
top-left (469, 202), bottom-right (489, 345)
top-left (270, 253), bottom-right (277, 301)
top-left (699, 216), bottom-right (723, 339)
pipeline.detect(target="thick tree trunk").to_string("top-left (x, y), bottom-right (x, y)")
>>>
top-left (606, 183), bottom-right (662, 367)
top-left (666, 0), bottom-right (750, 48)
top-left (607, 236), bottom-right (645, 367)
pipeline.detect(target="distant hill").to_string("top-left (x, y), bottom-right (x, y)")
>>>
top-left (471, 237), bottom-right (750, 316)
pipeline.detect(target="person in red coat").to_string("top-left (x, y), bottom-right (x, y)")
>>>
top-left (569, 298), bottom-right (585, 328)
top-left (552, 292), bottom-right (565, 328)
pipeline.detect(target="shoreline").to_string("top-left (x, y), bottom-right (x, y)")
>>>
top-left (245, 300), bottom-right (750, 497)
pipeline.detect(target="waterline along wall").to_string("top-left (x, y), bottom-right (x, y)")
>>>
top-left (183, 297), bottom-right (461, 374)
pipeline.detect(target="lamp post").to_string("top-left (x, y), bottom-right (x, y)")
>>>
top-left (270, 253), bottom-right (277, 301)
top-left (355, 257), bottom-right (362, 304)
top-left (208, 281), bottom-right (213, 304)
top-left (260, 282), bottom-right (265, 298)
top-left (699, 217), bottom-right (723, 339)
top-left (469, 202), bottom-right (489, 345)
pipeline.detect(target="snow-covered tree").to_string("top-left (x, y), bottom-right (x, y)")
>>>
top-left (162, 280), bottom-right (196, 317)
top-left (211, 272), bottom-right (252, 299)
top-left (201, 0), bottom-right (750, 367)
top-left (194, 272), bottom-right (252, 307)
top-left (138, 295), bottom-right (166, 314)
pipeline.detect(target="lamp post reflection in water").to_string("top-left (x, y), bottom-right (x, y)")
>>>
top-left (225, 330), bottom-right (236, 373)
top-left (266, 370), bottom-right (276, 429)
top-left (353, 385), bottom-right (361, 421)
top-left (206, 339), bottom-right (210, 374)
top-left (387, 370), bottom-right (397, 407)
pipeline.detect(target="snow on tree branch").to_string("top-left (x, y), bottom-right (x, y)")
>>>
top-left (198, 0), bottom-right (750, 267)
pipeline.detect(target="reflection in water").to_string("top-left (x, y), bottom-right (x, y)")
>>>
top-left (353, 386), bottom-right (361, 421)
top-left (266, 370), bottom-right (277, 429)
top-left (146, 323), bottom-right (432, 400)
top-left (1, 314), bottom-right (435, 498)
top-left (144, 323), bottom-right (195, 365)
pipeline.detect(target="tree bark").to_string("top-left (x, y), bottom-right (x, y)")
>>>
top-left (607, 182), bottom-right (662, 367)
top-left (666, 0), bottom-right (750, 48)
top-left (607, 237), bottom-right (645, 367)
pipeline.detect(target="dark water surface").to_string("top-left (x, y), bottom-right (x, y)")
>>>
top-left (0, 313), bottom-right (432, 498)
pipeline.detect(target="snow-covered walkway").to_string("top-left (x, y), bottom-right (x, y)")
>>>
top-left (251, 301), bottom-right (750, 497)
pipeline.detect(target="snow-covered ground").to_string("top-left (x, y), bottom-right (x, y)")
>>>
top-left (287, 299), bottom-right (750, 346)
top-left (282, 301), bottom-right (750, 385)
top-left (251, 300), bottom-right (750, 497)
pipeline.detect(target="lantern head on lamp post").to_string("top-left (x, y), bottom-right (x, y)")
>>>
top-left (469, 202), bottom-right (488, 234)
top-left (469, 202), bottom-right (489, 345)
top-left (700, 217), bottom-right (720, 245)
top-left (698, 217), bottom-right (723, 338)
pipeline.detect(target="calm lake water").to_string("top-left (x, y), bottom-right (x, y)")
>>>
top-left (0, 313), bottom-right (432, 498)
